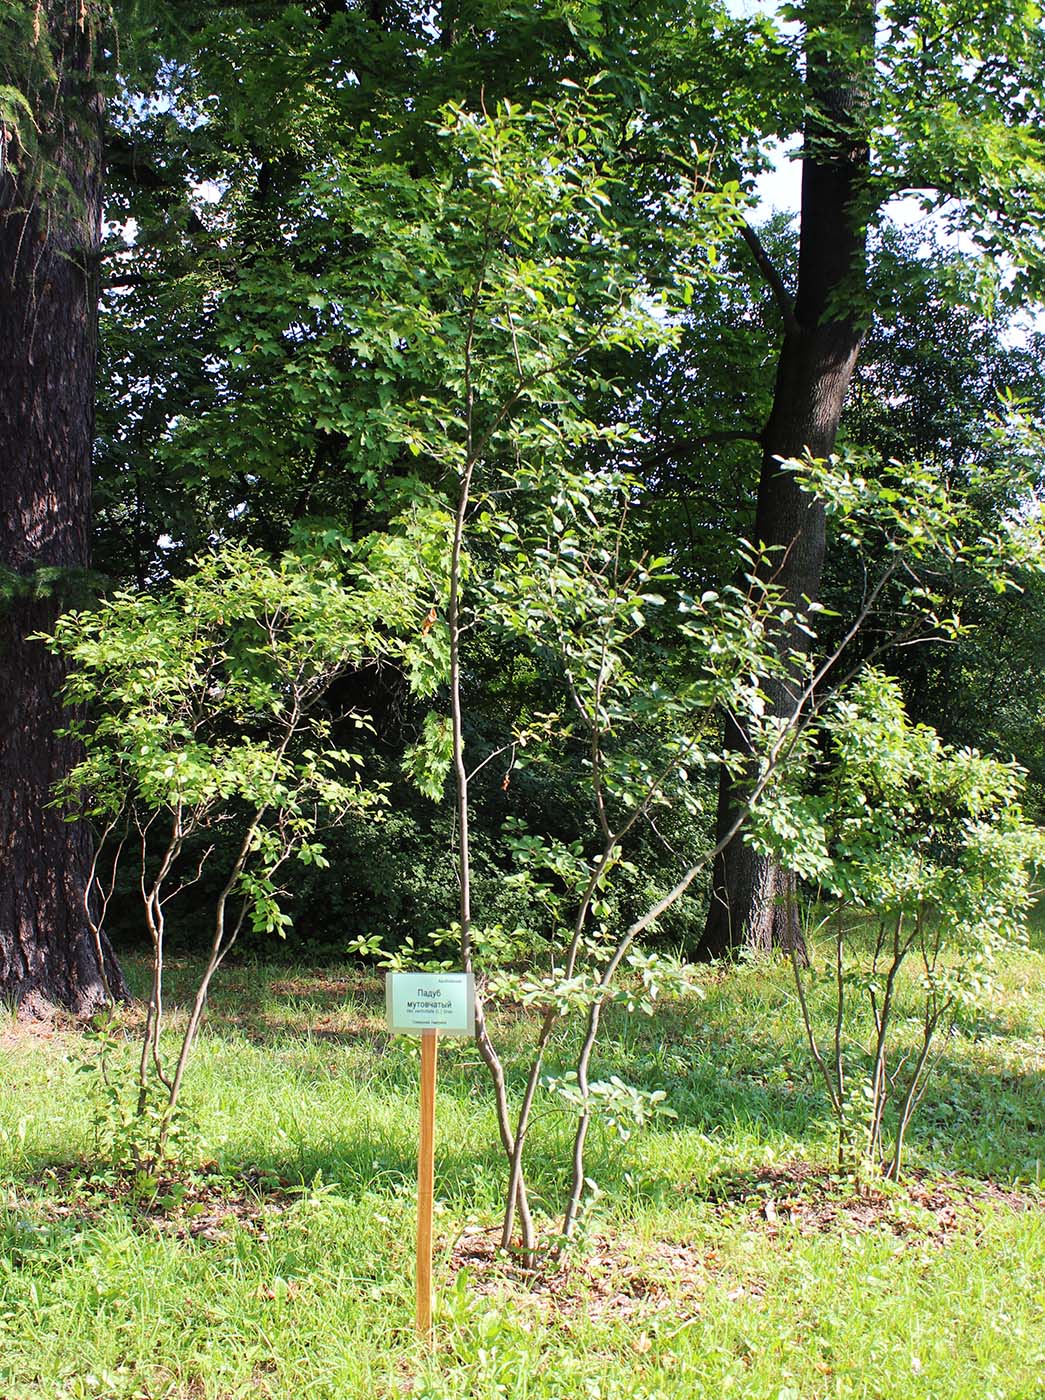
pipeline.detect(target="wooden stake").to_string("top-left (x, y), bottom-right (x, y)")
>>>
top-left (416, 1028), bottom-right (438, 1342)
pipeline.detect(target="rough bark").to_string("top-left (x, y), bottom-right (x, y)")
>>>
top-left (700, 1), bottom-right (873, 959)
top-left (0, 3), bottom-right (127, 1015)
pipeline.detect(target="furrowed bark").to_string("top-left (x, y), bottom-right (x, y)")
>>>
top-left (0, 2), bottom-right (127, 1016)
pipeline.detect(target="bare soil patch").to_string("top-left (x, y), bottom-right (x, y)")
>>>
top-left (0, 1014), bottom-right (80, 1051)
top-left (703, 1160), bottom-right (1040, 1242)
top-left (446, 1164), bottom-right (1042, 1325)
top-left (449, 1227), bottom-right (716, 1328)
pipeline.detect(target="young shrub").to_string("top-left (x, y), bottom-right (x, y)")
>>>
top-left (327, 85), bottom-right (1045, 1256)
top-left (314, 82), bottom-right (754, 1258)
top-left (754, 669), bottom-right (1045, 1180)
top-left (47, 527), bottom-right (439, 1158)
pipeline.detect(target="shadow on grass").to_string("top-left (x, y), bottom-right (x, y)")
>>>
top-left (7, 957), bottom-right (1041, 1216)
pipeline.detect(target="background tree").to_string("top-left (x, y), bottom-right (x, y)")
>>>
top-left (700, 0), bottom-right (1045, 956)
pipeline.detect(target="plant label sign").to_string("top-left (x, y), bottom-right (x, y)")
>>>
top-left (385, 972), bottom-right (475, 1037)
top-left (385, 971), bottom-right (474, 1342)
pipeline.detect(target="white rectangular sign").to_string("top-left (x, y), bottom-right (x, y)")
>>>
top-left (386, 972), bottom-right (475, 1037)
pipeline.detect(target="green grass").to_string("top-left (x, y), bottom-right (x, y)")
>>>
top-left (1, 937), bottom-right (1043, 1399)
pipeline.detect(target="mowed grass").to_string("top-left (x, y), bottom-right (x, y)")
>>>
top-left (0, 929), bottom-right (1043, 1400)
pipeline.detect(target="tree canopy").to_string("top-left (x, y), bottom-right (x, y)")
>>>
top-left (2, 0), bottom-right (1045, 1005)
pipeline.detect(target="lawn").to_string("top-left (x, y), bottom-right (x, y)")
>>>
top-left (1, 934), bottom-right (1043, 1400)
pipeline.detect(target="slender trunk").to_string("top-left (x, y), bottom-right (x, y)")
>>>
top-left (889, 997), bottom-right (949, 1182)
top-left (834, 917), bottom-right (847, 1162)
top-left (83, 811), bottom-right (127, 1010)
top-left (158, 821), bottom-right (255, 1155)
top-left (159, 709), bottom-right (300, 1151)
top-left (450, 498), bottom-right (534, 1248)
top-left (0, 2), bottom-right (127, 1015)
top-left (701, 0), bottom-right (873, 959)
top-left (138, 822), bottom-right (180, 1112)
top-left (501, 838), bottom-right (617, 1253)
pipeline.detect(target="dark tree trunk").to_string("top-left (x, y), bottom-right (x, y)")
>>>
top-left (0, 3), bottom-right (127, 1015)
top-left (700, 1), bottom-right (873, 960)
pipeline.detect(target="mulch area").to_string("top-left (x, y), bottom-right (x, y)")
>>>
top-left (3, 1156), bottom-right (1041, 1331)
top-left (450, 1228), bottom-right (722, 1328)
top-left (446, 1163), bottom-right (1042, 1323)
top-left (704, 1159), bottom-right (1038, 1241)
top-left (11, 1156), bottom-right (1040, 1255)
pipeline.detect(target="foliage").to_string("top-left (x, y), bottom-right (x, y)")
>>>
top-left (94, 0), bottom-right (767, 581)
top-left (45, 529), bottom-right (438, 1151)
top-left (751, 670), bottom-right (1045, 1179)
top-left (92, 0), bottom-right (1045, 602)
top-left (217, 69), bottom-right (1045, 1252)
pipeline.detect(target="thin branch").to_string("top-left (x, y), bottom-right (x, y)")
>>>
top-left (84, 808), bottom-right (128, 1007)
top-left (451, 204), bottom-right (535, 1255)
top-left (790, 942), bottom-right (841, 1115)
top-left (466, 741), bottom-right (516, 785)
top-left (737, 219), bottom-right (799, 335)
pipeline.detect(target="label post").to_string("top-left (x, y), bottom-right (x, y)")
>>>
top-left (385, 971), bottom-right (475, 1344)
top-left (416, 1027), bottom-right (437, 1341)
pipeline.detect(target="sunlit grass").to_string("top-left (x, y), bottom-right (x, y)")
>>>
top-left (0, 938), bottom-right (1042, 1399)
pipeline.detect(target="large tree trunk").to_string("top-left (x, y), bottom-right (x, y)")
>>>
top-left (700, 1), bottom-right (872, 959)
top-left (0, 3), bottom-right (127, 1015)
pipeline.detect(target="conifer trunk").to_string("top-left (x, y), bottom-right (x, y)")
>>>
top-left (0, 2), bottom-right (126, 1015)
